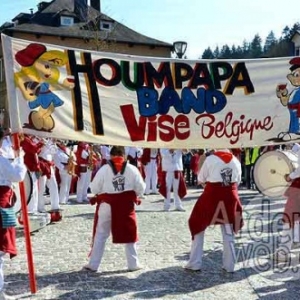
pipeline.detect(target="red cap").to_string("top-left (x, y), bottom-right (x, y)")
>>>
top-left (289, 57), bottom-right (300, 71)
top-left (15, 43), bottom-right (47, 67)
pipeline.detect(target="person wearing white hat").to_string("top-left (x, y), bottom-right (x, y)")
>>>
top-left (274, 143), bottom-right (300, 262)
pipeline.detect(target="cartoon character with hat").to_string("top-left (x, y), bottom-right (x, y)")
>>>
top-left (276, 57), bottom-right (300, 140)
top-left (14, 43), bottom-right (75, 132)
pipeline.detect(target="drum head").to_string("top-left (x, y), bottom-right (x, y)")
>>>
top-left (253, 150), bottom-right (297, 198)
top-left (13, 171), bottom-right (33, 214)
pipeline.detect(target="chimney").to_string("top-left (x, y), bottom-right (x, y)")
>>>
top-left (90, 0), bottom-right (101, 13)
top-left (74, 0), bottom-right (88, 21)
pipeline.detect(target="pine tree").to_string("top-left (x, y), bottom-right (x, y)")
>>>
top-left (264, 31), bottom-right (277, 54)
top-left (250, 34), bottom-right (263, 58)
top-left (219, 45), bottom-right (231, 58)
top-left (201, 47), bottom-right (214, 59)
top-left (213, 46), bottom-right (220, 58)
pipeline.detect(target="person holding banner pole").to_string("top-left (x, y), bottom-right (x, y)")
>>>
top-left (0, 129), bottom-right (34, 298)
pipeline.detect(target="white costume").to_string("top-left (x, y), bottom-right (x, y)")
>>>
top-left (0, 142), bottom-right (27, 297)
top-left (275, 143), bottom-right (300, 261)
top-left (76, 144), bottom-right (92, 203)
top-left (53, 145), bottom-right (74, 204)
top-left (160, 149), bottom-right (185, 211)
top-left (100, 145), bottom-right (111, 161)
top-left (87, 161), bottom-right (145, 271)
top-left (125, 147), bottom-right (143, 166)
top-left (0, 136), bottom-right (15, 159)
top-left (144, 148), bottom-right (159, 195)
top-left (38, 140), bottom-right (60, 212)
top-left (186, 150), bottom-right (242, 273)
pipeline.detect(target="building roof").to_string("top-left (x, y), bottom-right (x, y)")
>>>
top-left (2, 0), bottom-right (173, 49)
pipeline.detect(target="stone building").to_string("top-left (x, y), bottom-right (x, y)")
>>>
top-left (291, 31), bottom-right (300, 57)
top-left (0, 0), bottom-right (173, 125)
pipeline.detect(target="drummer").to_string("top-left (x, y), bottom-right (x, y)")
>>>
top-left (274, 143), bottom-right (300, 262)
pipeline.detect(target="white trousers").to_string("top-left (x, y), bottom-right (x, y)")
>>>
top-left (164, 171), bottom-right (182, 209)
top-left (76, 169), bottom-right (92, 202)
top-left (38, 166), bottom-right (60, 211)
top-left (88, 203), bottom-right (139, 270)
top-left (277, 222), bottom-right (298, 253)
top-left (144, 160), bottom-right (158, 194)
top-left (59, 170), bottom-right (72, 204)
top-left (187, 224), bottom-right (236, 272)
top-left (27, 172), bottom-right (39, 213)
top-left (0, 251), bottom-right (5, 292)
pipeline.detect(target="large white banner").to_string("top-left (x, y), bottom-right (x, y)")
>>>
top-left (2, 34), bottom-right (300, 148)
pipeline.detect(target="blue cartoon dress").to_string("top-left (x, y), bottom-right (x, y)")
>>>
top-left (287, 88), bottom-right (300, 134)
top-left (28, 82), bottom-right (64, 109)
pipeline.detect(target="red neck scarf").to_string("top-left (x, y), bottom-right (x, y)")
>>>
top-left (213, 151), bottom-right (233, 163)
top-left (111, 156), bottom-right (125, 173)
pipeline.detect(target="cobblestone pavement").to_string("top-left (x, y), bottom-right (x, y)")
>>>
top-left (4, 187), bottom-right (300, 300)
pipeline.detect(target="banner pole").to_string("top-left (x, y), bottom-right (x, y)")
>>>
top-left (12, 133), bottom-right (37, 294)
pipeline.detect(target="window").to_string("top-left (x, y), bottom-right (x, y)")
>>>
top-left (296, 46), bottom-right (300, 57)
top-left (60, 16), bottom-right (74, 26)
top-left (100, 21), bottom-right (112, 31)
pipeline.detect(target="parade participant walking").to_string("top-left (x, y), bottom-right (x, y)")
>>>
top-left (141, 148), bottom-right (159, 195)
top-left (75, 142), bottom-right (92, 203)
top-left (99, 145), bottom-right (110, 167)
top-left (84, 146), bottom-right (145, 272)
top-left (185, 149), bottom-right (243, 273)
top-left (0, 128), bottom-right (27, 299)
top-left (274, 143), bottom-right (300, 262)
top-left (53, 140), bottom-right (75, 205)
top-left (20, 134), bottom-right (44, 213)
top-left (159, 149), bottom-right (187, 211)
top-left (37, 138), bottom-right (60, 214)
top-left (125, 146), bottom-right (143, 167)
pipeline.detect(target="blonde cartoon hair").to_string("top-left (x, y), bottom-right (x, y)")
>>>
top-left (14, 49), bottom-right (69, 97)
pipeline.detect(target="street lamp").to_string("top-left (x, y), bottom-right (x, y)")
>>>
top-left (173, 41), bottom-right (187, 59)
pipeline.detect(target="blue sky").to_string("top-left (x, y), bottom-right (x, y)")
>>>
top-left (1, 0), bottom-right (300, 59)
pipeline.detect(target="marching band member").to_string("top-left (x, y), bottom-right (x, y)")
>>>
top-left (141, 148), bottom-right (159, 195)
top-left (125, 146), bottom-right (143, 167)
top-left (185, 149), bottom-right (243, 272)
top-left (0, 128), bottom-right (14, 160)
top-left (37, 138), bottom-right (60, 214)
top-left (84, 146), bottom-right (145, 272)
top-left (0, 128), bottom-right (27, 299)
top-left (99, 145), bottom-right (110, 167)
top-left (75, 142), bottom-right (92, 203)
top-left (159, 149), bottom-right (187, 211)
top-left (53, 140), bottom-right (75, 205)
top-left (274, 143), bottom-right (300, 262)
top-left (20, 134), bottom-right (44, 214)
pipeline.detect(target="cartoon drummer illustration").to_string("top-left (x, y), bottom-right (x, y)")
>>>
top-left (276, 57), bottom-right (300, 140)
top-left (14, 43), bottom-right (75, 132)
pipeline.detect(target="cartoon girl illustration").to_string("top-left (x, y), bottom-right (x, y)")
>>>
top-left (14, 43), bottom-right (75, 131)
top-left (276, 57), bottom-right (300, 141)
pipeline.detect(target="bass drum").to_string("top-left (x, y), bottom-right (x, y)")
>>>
top-left (253, 150), bottom-right (298, 198)
top-left (13, 171), bottom-right (33, 214)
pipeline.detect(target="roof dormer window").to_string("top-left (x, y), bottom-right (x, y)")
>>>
top-left (100, 20), bottom-right (112, 31)
top-left (60, 16), bottom-right (74, 26)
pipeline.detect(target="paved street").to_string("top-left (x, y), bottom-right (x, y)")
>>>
top-left (4, 187), bottom-right (300, 300)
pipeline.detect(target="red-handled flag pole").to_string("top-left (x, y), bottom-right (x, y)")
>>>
top-left (12, 133), bottom-right (37, 294)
